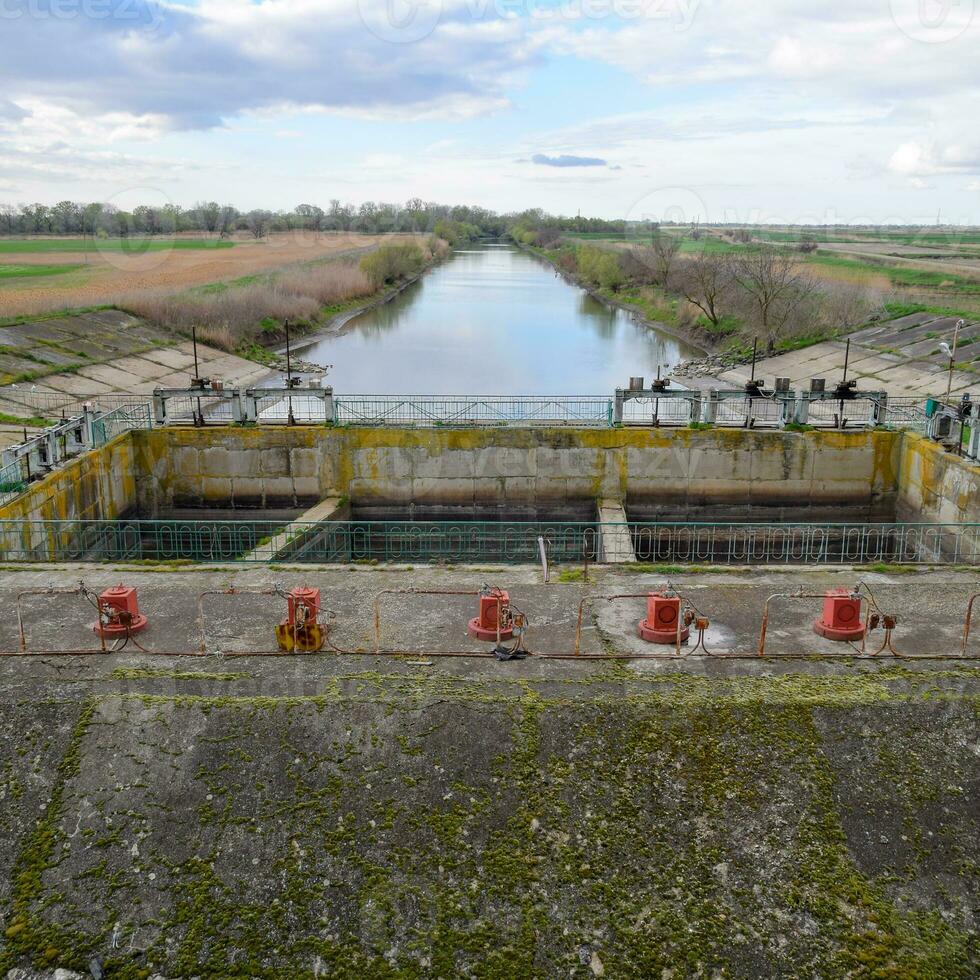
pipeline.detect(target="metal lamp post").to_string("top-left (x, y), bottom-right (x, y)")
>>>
top-left (944, 319), bottom-right (966, 407)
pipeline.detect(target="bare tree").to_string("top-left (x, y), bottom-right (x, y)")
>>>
top-left (727, 247), bottom-right (815, 351)
top-left (0, 203), bottom-right (17, 234)
top-left (650, 232), bottom-right (682, 286)
top-left (245, 209), bottom-right (272, 239)
top-left (677, 250), bottom-right (731, 326)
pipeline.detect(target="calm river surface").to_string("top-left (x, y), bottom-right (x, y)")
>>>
top-left (296, 243), bottom-right (697, 394)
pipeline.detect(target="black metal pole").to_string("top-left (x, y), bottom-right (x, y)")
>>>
top-left (745, 337), bottom-right (758, 427)
top-left (839, 338), bottom-right (850, 429)
top-left (285, 319), bottom-right (296, 425)
top-left (191, 325), bottom-right (203, 426)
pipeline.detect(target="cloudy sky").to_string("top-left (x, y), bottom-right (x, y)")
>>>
top-left (1, 0), bottom-right (978, 221)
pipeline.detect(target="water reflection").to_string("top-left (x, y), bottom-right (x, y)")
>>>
top-left (295, 244), bottom-right (697, 394)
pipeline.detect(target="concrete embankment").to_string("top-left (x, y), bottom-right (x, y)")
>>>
top-left (0, 593), bottom-right (976, 978)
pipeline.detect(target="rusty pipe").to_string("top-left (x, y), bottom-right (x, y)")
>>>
top-left (963, 593), bottom-right (980, 656)
top-left (16, 583), bottom-right (107, 655)
top-left (758, 589), bottom-right (867, 657)
top-left (574, 590), bottom-right (708, 657)
top-left (373, 588), bottom-right (481, 655)
top-left (196, 586), bottom-right (284, 656)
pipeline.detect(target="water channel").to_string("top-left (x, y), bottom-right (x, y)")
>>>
top-left (295, 243), bottom-right (697, 394)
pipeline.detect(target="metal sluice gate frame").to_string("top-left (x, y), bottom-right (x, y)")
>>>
top-left (5, 580), bottom-right (980, 660)
top-left (2, 518), bottom-right (978, 566)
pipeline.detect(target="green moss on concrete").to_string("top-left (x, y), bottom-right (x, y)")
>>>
top-left (0, 670), bottom-right (976, 977)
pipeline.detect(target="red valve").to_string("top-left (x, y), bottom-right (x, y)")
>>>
top-left (93, 585), bottom-right (148, 638)
top-left (813, 588), bottom-right (866, 641)
top-left (276, 587), bottom-right (324, 652)
top-left (468, 588), bottom-right (514, 642)
top-left (638, 592), bottom-right (690, 644)
top-left (286, 587), bottom-right (320, 626)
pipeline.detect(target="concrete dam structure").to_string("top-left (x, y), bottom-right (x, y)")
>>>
top-left (0, 418), bottom-right (978, 979)
top-left (2, 423), bottom-right (979, 565)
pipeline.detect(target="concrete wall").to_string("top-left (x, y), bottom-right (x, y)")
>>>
top-left (0, 431), bottom-right (137, 559)
top-left (898, 432), bottom-right (980, 523)
top-left (0, 432), bottom-right (136, 524)
top-left (132, 426), bottom-right (903, 521)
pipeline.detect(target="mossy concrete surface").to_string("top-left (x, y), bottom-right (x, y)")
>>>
top-left (0, 566), bottom-right (977, 977)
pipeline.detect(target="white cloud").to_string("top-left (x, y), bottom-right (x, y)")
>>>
top-left (0, 0), bottom-right (536, 132)
top-left (889, 140), bottom-right (980, 178)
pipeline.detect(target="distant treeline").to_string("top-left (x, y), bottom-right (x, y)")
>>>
top-left (0, 199), bottom-right (632, 241)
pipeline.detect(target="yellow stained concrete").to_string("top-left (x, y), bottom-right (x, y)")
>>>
top-left (4, 425), bottom-right (977, 531)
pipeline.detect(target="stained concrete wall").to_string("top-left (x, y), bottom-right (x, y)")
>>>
top-left (0, 432), bottom-right (137, 559)
top-left (132, 426), bottom-right (904, 520)
top-left (898, 432), bottom-right (980, 523)
top-left (9, 425), bottom-right (980, 546)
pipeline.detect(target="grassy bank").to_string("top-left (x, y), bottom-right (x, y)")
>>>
top-left (121, 238), bottom-right (448, 359)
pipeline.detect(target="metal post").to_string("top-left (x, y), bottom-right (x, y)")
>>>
top-left (80, 402), bottom-right (96, 448)
top-left (967, 424), bottom-right (980, 461)
top-left (192, 324), bottom-right (201, 382)
top-left (703, 390), bottom-right (718, 424)
top-left (778, 393), bottom-right (795, 427)
top-left (152, 391), bottom-right (167, 426)
top-left (232, 388), bottom-right (247, 424)
top-left (613, 389), bottom-right (624, 426)
top-left (795, 391), bottom-right (809, 425)
top-left (689, 392), bottom-right (702, 425)
top-left (285, 319), bottom-right (296, 426)
top-left (324, 386), bottom-right (335, 425)
top-left (945, 319), bottom-right (964, 407)
top-left (872, 392), bottom-right (888, 427)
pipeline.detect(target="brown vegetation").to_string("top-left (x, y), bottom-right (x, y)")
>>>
top-left (0, 231), bottom-right (423, 318)
top-left (121, 260), bottom-right (376, 350)
top-left (119, 237), bottom-right (448, 351)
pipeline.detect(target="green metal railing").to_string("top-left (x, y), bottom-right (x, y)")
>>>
top-left (0, 519), bottom-right (977, 565)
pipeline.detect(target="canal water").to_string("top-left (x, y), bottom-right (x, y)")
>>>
top-left (294, 243), bottom-right (697, 394)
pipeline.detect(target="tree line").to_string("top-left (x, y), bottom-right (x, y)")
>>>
top-left (0, 200), bottom-right (634, 241)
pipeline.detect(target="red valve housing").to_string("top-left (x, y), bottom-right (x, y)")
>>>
top-left (93, 585), bottom-right (148, 637)
top-left (638, 592), bottom-right (689, 644)
top-left (468, 589), bottom-right (514, 641)
top-left (813, 588), bottom-right (865, 641)
top-left (275, 587), bottom-right (324, 652)
top-left (286, 587), bottom-right (320, 625)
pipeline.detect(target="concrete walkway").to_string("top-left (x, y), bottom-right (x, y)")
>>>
top-left (684, 313), bottom-right (980, 400)
top-left (2, 562), bottom-right (979, 659)
top-left (597, 498), bottom-right (637, 563)
top-left (0, 339), bottom-right (270, 449)
top-left (241, 496), bottom-right (345, 561)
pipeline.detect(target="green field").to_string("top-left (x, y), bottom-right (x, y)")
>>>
top-left (808, 252), bottom-right (980, 294)
top-left (0, 263), bottom-right (84, 280)
top-left (750, 228), bottom-right (980, 246)
top-left (0, 238), bottom-right (235, 254)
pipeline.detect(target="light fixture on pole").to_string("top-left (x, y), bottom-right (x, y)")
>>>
top-left (943, 319), bottom-right (966, 406)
